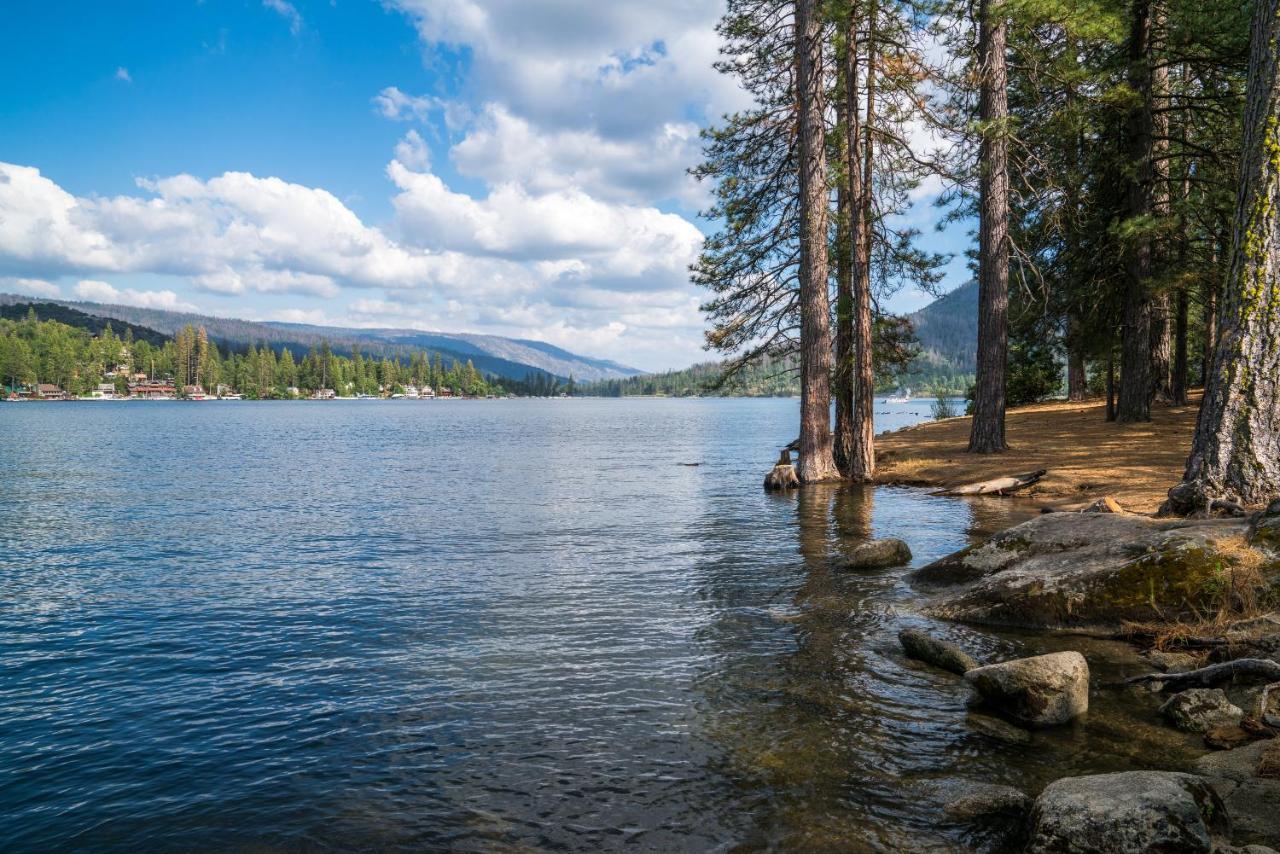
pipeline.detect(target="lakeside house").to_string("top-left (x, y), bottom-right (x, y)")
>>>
top-left (36, 383), bottom-right (68, 400)
top-left (421, 385), bottom-right (436, 399)
top-left (312, 388), bottom-right (336, 400)
top-left (128, 380), bottom-right (177, 399)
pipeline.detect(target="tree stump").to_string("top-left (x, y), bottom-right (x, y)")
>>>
top-left (764, 449), bottom-right (801, 491)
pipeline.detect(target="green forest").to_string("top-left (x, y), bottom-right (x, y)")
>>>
top-left (0, 307), bottom-right (570, 399)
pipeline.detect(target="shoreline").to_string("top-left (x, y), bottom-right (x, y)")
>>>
top-left (873, 394), bottom-right (1201, 514)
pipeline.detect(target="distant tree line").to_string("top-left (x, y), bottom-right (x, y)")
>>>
top-left (0, 308), bottom-right (573, 399)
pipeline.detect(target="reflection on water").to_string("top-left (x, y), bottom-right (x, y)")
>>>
top-left (698, 483), bottom-right (1205, 852)
top-left (0, 399), bottom-right (1205, 852)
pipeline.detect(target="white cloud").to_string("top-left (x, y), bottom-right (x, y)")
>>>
top-left (373, 87), bottom-right (435, 121)
top-left (393, 130), bottom-right (430, 171)
top-left (263, 0), bottom-right (302, 35)
top-left (115, 67), bottom-right (132, 83)
top-left (387, 158), bottom-right (702, 287)
top-left (451, 104), bottom-right (704, 205)
top-left (73, 279), bottom-right (199, 312)
top-left (2, 277), bottom-right (60, 298)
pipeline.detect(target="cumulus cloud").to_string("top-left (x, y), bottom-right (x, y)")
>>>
top-left (2, 277), bottom-right (60, 298)
top-left (393, 130), bottom-right (431, 170)
top-left (115, 67), bottom-right (132, 83)
top-left (387, 159), bottom-right (701, 287)
top-left (263, 0), bottom-right (302, 34)
top-left (73, 279), bottom-right (199, 312)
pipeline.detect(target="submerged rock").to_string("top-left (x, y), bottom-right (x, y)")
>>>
top-left (911, 512), bottom-right (1275, 631)
top-left (1195, 740), bottom-right (1280, 848)
top-left (841, 538), bottom-right (912, 569)
top-left (964, 651), bottom-right (1089, 727)
top-left (898, 628), bottom-right (978, 675)
top-left (1026, 771), bottom-right (1229, 853)
top-left (943, 782), bottom-right (1031, 822)
top-left (1161, 689), bottom-right (1245, 733)
top-left (965, 711), bottom-right (1033, 744)
top-left (1205, 725), bottom-right (1256, 751)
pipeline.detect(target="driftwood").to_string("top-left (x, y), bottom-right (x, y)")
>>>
top-left (937, 469), bottom-right (1048, 497)
top-left (1125, 658), bottom-right (1280, 691)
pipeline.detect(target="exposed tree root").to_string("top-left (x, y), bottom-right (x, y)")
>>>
top-left (1125, 658), bottom-right (1280, 691)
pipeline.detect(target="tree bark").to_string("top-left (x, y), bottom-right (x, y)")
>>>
top-left (1117, 0), bottom-right (1156, 422)
top-left (834, 8), bottom-right (866, 478)
top-left (1164, 0), bottom-right (1280, 513)
top-left (795, 0), bottom-right (840, 484)
top-left (1067, 313), bottom-right (1087, 401)
top-left (1173, 284), bottom-right (1188, 404)
top-left (1149, 12), bottom-right (1174, 405)
top-left (968, 0), bottom-right (1010, 453)
top-left (834, 94), bottom-right (855, 476)
top-left (849, 0), bottom-right (876, 481)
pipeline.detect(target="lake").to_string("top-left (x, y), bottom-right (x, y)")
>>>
top-left (0, 398), bottom-right (1201, 851)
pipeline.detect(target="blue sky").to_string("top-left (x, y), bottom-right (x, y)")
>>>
top-left (0, 0), bottom-right (967, 371)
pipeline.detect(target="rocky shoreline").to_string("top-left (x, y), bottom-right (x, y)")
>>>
top-left (895, 498), bottom-right (1280, 852)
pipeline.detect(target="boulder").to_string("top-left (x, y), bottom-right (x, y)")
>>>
top-left (964, 651), bottom-right (1089, 727)
top-left (1213, 845), bottom-right (1279, 853)
top-left (1161, 689), bottom-right (1245, 733)
top-left (1196, 740), bottom-right (1280, 848)
top-left (911, 512), bottom-right (1275, 631)
top-left (1026, 771), bottom-right (1229, 853)
top-left (842, 538), bottom-right (912, 569)
top-left (899, 628), bottom-right (979, 675)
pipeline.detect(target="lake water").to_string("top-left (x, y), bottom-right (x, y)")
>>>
top-left (0, 398), bottom-right (1203, 852)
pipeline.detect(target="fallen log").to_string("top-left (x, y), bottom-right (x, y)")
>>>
top-left (937, 469), bottom-right (1048, 497)
top-left (1125, 658), bottom-right (1280, 691)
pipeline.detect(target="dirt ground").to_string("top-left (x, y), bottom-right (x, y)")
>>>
top-left (874, 395), bottom-right (1201, 514)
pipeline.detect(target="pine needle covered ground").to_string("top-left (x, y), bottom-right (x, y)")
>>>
top-left (875, 395), bottom-right (1202, 514)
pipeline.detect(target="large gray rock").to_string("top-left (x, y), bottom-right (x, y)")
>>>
top-left (911, 512), bottom-right (1273, 630)
top-left (842, 538), bottom-right (912, 569)
top-left (965, 651), bottom-right (1089, 727)
top-left (1196, 741), bottom-right (1280, 849)
top-left (1026, 771), bottom-right (1229, 853)
top-left (1160, 689), bottom-right (1244, 733)
top-left (1248, 498), bottom-right (1280, 554)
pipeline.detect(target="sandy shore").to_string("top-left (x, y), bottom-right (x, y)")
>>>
top-left (874, 395), bottom-right (1201, 514)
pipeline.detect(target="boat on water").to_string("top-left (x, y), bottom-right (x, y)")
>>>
top-left (219, 393), bottom-right (245, 400)
top-left (883, 388), bottom-right (912, 404)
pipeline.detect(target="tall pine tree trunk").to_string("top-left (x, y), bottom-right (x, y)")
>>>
top-left (969, 0), bottom-right (1010, 453)
top-left (848, 1), bottom-right (876, 481)
top-left (1149, 10), bottom-right (1174, 404)
top-left (1067, 313), bottom-right (1087, 401)
top-left (1117, 0), bottom-right (1156, 422)
top-left (833, 20), bottom-right (857, 477)
top-left (1164, 0), bottom-right (1280, 512)
top-left (795, 0), bottom-right (840, 483)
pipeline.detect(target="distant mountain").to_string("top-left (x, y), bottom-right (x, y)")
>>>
top-left (907, 280), bottom-right (978, 372)
top-left (0, 294), bottom-right (643, 382)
